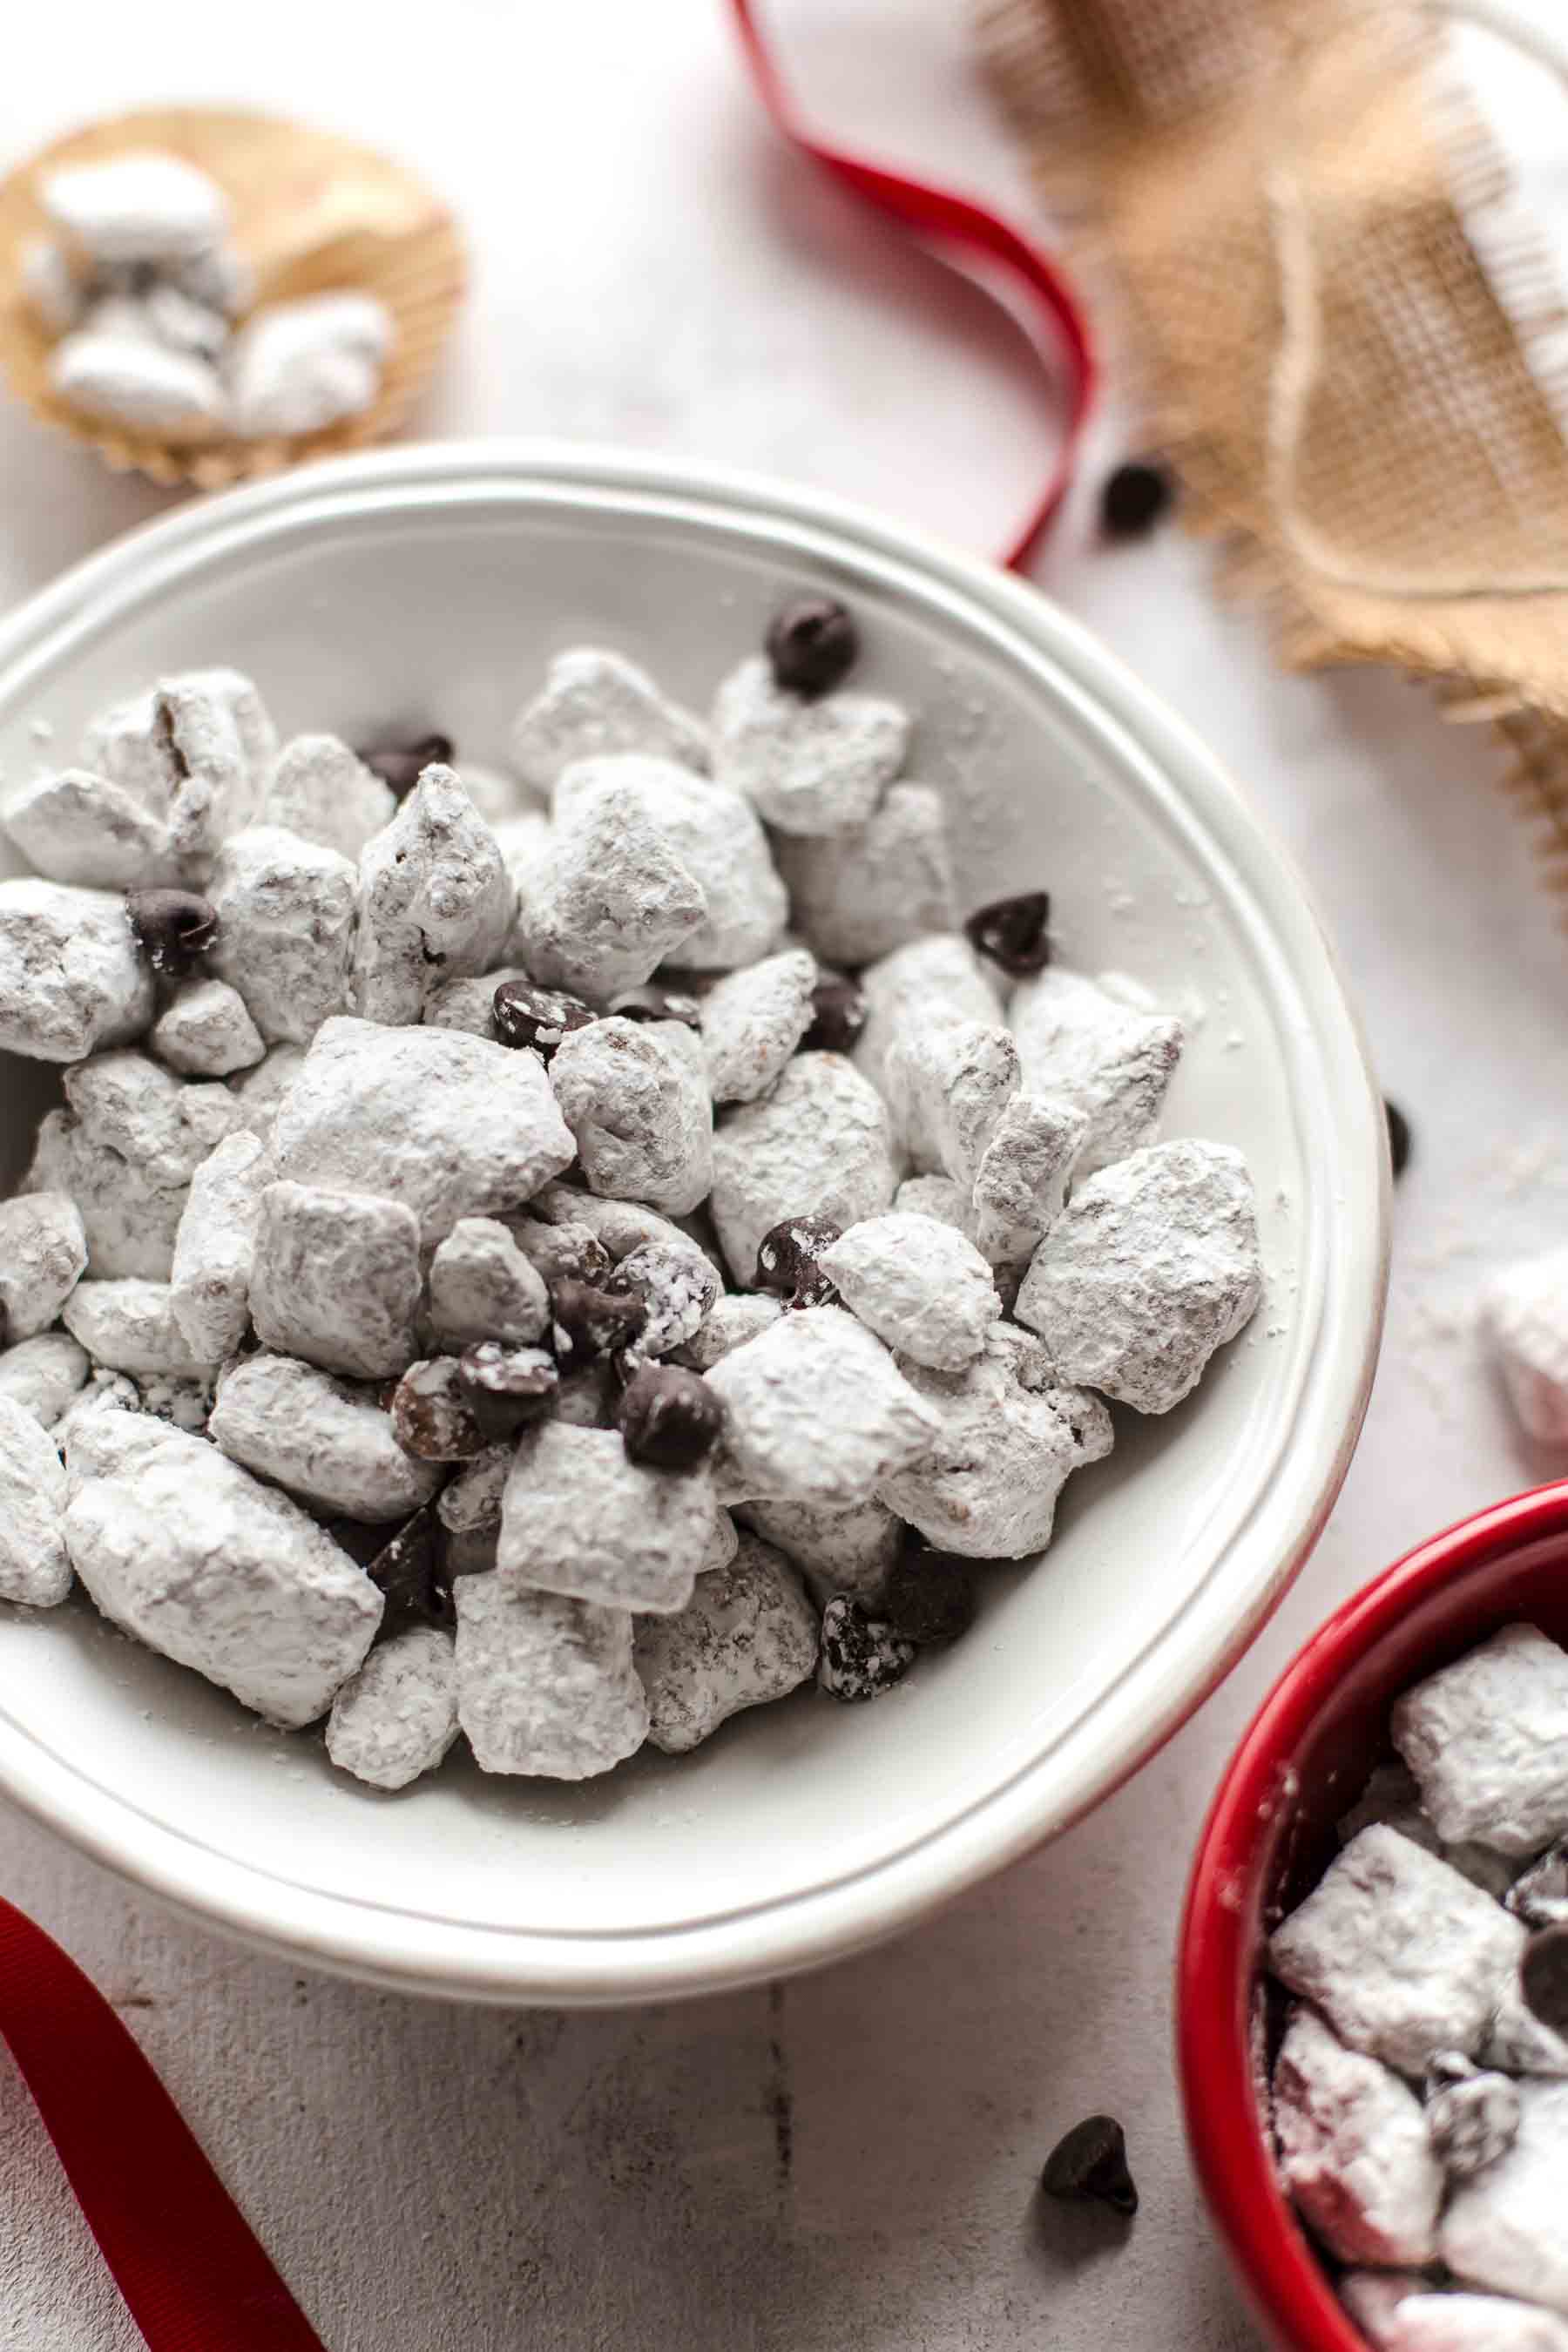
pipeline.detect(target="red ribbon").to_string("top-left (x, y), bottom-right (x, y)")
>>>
top-left (0, 1898), bottom-right (326, 2352)
top-left (727, 0), bottom-right (1097, 571)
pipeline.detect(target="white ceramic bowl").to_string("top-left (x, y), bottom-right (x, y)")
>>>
top-left (0, 444), bottom-right (1387, 2004)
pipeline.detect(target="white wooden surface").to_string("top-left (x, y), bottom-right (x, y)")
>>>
top-left (3, 5), bottom-right (1568, 2346)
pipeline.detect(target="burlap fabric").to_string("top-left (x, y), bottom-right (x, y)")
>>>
top-left (977, 0), bottom-right (1568, 889)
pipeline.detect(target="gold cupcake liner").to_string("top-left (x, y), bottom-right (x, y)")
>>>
top-left (0, 106), bottom-right (468, 490)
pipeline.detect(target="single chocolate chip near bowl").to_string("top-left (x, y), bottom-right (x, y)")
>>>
top-left (1040, 2115), bottom-right (1139, 2218)
top-left (817, 1596), bottom-right (916, 1703)
top-left (964, 889), bottom-right (1051, 978)
top-left (618, 1362), bottom-right (725, 1470)
top-left (765, 594), bottom-right (859, 698)
top-left (125, 886), bottom-right (217, 977)
top-left (1099, 460), bottom-right (1173, 541)
top-left (356, 730), bottom-right (455, 796)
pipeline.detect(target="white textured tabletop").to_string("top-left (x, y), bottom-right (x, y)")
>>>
top-left (3, 5), bottom-right (1567, 2348)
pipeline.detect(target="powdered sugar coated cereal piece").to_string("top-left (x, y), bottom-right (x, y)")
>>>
top-left (0, 1333), bottom-right (90, 1429)
top-left (25, 1055), bottom-right (244, 1281)
top-left (1269, 1826), bottom-right (1526, 2075)
top-left (352, 767), bottom-right (516, 1025)
top-left (421, 966), bottom-right (534, 1038)
top-left (611, 1239), bottom-right (720, 1363)
top-left (21, 235), bottom-right (85, 335)
top-left (555, 754), bottom-right (785, 972)
top-left (1015, 1139), bottom-right (1263, 1415)
top-left (0, 1193), bottom-right (86, 1342)
top-left (141, 282), bottom-right (228, 362)
top-left (708, 1052), bottom-right (898, 1283)
top-left (226, 1044), bottom-right (305, 1139)
top-left (711, 653), bottom-right (908, 835)
top-left (0, 880), bottom-right (154, 1061)
top-left (150, 670), bottom-right (275, 862)
top-left (676, 1292), bottom-right (783, 1370)
top-left (971, 1092), bottom-right (1088, 1269)
top-left (225, 295), bottom-right (390, 437)
top-left (62, 1279), bottom-right (215, 1378)
top-left (497, 1420), bottom-right (717, 1614)
top-left (0, 1395), bottom-right (71, 1606)
top-left (1427, 2067), bottom-right (1521, 2180)
top-left (454, 1574), bottom-right (648, 1779)
top-left (529, 1183), bottom-right (719, 1272)
top-left (427, 1218), bottom-right (550, 1349)
top-left (1442, 2084), bottom-right (1568, 2318)
top-left (853, 933), bottom-right (1002, 1107)
top-left (64, 1413), bottom-right (380, 1727)
top-left (1393, 1625), bottom-right (1568, 1858)
top-left (511, 648), bottom-right (710, 788)
top-left (1008, 966), bottom-right (1183, 1177)
top-left (206, 826), bottom-right (357, 1044)
top-left (700, 948), bottom-right (816, 1104)
top-left (878, 1322), bottom-right (1112, 1558)
top-left (250, 1181), bottom-right (421, 1380)
top-left (706, 1306), bottom-right (937, 1508)
top-left (326, 1625), bottom-right (459, 1791)
top-left (1272, 2009), bottom-right (1443, 2267)
top-left (257, 733), bottom-right (395, 862)
top-left (550, 1018), bottom-right (713, 1218)
top-left (272, 1017), bottom-right (573, 1247)
top-left (1359, 2291), bottom-right (1568, 2352)
top-left (774, 784), bottom-right (955, 968)
top-left (169, 1129), bottom-right (269, 1362)
top-left (50, 326), bottom-right (226, 436)
top-left (210, 1354), bottom-right (441, 1524)
top-left (43, 152), bottom-right (230, 266)
top-left (2, 767), bottom-right (178, 891)
top-left (893, 1173), bottom-right (981, 1246)
top-left (821, 1212), bottom-right (997, 1372)
top-left (884, 1018), bottom-right (1019, 1188)
top-left (634, 1530), bottom-right (819, 1754)
top-left (151, 979), bottom-right (265, 1078)
top-left (1486, 1247), bottom-right (1568, 1446)
top-left (734, 1494), bottom-right (901, 1606)
top-left (515, 770), bottom-right (706, 1004)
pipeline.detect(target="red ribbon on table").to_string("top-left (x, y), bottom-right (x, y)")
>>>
top-left (0, 1899), bottom-right (326, 2352)
top-left (727, 0), bottom-right (1098, 571)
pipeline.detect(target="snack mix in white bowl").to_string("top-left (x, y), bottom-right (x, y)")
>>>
top-left (0, 595), bottom-right (1264, 1794)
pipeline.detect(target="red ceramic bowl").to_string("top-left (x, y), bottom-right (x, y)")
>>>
top-left (1177, 1479), bottom-right (1568, 2352)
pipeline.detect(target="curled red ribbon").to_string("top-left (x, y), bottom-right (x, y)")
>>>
top-left (0, 1898), bottom-right (326, 2352)
top-left (727, 0), bottom-right (1098, 571)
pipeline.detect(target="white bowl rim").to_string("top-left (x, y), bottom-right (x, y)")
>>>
top-left (0, 441), bottom-right (1389, 2004)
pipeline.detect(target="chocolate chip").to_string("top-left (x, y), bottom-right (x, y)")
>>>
top-left (356, 732), bottom-right (455, 798)
top-left (1099, 461), bottom-right (1173, 541)
top-left (1040, 2116), bottom-right (1138, 2218)
top-left (362, 1504), bottom-right (453, 1628)
top-left (125, 888), bottom-right (218, 977)
top-left (492, 979), bottom-right (597, 1058)
top-left (618, 1363), bottom-right (726, 1469)
top-left (550, 1276), bottom-right (646, 1369)
top-left (817, 1595), bottom-right (916, 1702)
top-left (882, 1548), bottom-right (977, 1646)
top-left (389, 1359), bottom-right (485, 1462)
top-left (765, 596), bottom-right (859, 699)
top-left (1385, 1098), bottom-right (1412, 1180)
top-left (1522, 1924), bottom-right (1568, 2041)
top-left (456, 1342), bottom-right (559, 1440)
top-left (964, 891), bottom-right (1051, 977)
top-left (754, 1216), bottom-right (841, 1309)
top-left (802, 975), bottom-right (867, 1055)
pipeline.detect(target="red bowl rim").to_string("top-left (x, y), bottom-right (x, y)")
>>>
top-left (1176, 1477), bottom-right (1568, 2352)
